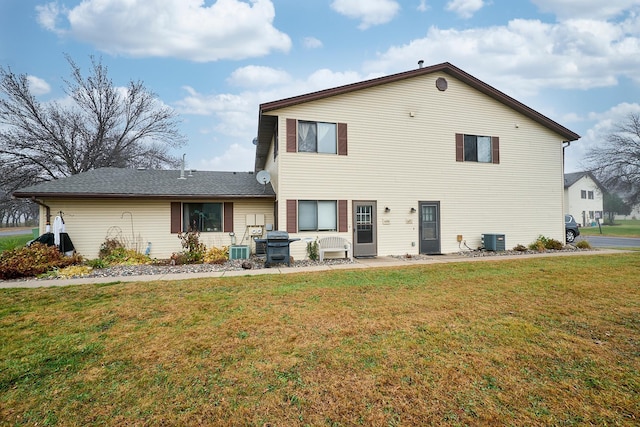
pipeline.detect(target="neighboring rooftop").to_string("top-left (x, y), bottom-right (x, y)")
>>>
top-left (12, 167), bottom-right (275, 199)
top-left (564, 171), bottom-right (604, 190)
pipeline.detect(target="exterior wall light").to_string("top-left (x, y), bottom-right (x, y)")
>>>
top-left (410, 207), bottom-right (416, 213)
top-left (385, 207), bottom-right (391, 213)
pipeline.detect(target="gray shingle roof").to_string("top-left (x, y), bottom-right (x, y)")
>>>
top-left (12, 168), bottom-right (275, 199)
top-left (564, 171), bottom-right (604, 190)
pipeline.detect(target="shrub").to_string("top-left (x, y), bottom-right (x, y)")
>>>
top-left (513, 244), bottom-right (528, 252)
top-left (544, 238), bottom-right (564, 250)
top-left (178, 229), bottom-right (206, 264)
top-left (86, 258), bottom-right (108, 269)
top-left (55, 265), bottom-right (93, 278)
top-left (204, 246), bottom-right (229, 264)
top-left (528, 235), bottom-right (562, 251)
top-left (0, 242), bottom-right (83, 280)
top-left (576, 240), bottom-right (592, 249)
top-left (528, 238), bottom-right (546, 252)
top-left (99, 238), bottom-right (150, 265)
top-left (307, 239), bottom-right (319, 261)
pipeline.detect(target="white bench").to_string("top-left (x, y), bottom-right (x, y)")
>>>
top-left (317, 236), bottom-right (353, 262)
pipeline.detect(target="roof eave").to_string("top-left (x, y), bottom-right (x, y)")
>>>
top-left (13, 192), bottom-right (276, 200)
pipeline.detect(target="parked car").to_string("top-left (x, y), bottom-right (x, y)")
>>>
top-left (565, 214), bottom-right (580, 243)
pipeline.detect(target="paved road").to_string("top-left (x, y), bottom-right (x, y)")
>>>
top-left (0, 228), bottom-right (32, 236)
top-left (582, 235), bottom-right (640, 248)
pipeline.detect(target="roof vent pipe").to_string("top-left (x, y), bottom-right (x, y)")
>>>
top-left (418, 60), bottom-right (424, 68)
top-left (179, 154), bottom-right (186, 180)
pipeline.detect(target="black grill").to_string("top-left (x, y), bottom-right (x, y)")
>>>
top-left (255, 231), bottom-right (300, 267)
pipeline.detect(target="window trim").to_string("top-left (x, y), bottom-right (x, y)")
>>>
top-left (455, 133), bottom-right (500, 164)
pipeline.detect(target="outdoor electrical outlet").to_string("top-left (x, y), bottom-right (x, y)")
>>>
top-left (457, 234), bottom-right (463, 242)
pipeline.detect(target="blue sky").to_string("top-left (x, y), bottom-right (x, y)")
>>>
top-left (1, 0), bottom-right (639, 173)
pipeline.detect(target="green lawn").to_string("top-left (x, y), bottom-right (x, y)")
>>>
top-left (0, 234), bottom-right (33, 253)
top-left (1, 253), bottom-right (639, 426)
top-left (579, 219), bottom-right (640, 238)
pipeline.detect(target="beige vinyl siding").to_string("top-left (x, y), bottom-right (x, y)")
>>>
top-left (38, 199), bottom-right (273, 259)
top-left (268, 72), bottom-right (566, 258)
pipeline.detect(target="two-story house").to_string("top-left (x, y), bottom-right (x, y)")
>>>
top-left (14, 62), bottom-right (580, 260)
top-left (255, 62), bottom-right (580, 258)
top-left (564, 171), bottom-right (604, 226)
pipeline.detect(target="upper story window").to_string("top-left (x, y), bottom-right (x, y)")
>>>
top-left (183, 202), bottom-right (222, 232)
top-left (581, 190), bottom-right (587, 199)
top-left (588, 191), bottom-right (594, 199)
top-left (455, 133), bottom-right (499, 164)
top-left (298, 121), bottom-right (337, 154)
top-left (286, 118), bottom-right (348, 155)
top-left (464, 135), bottom-right (492, 163)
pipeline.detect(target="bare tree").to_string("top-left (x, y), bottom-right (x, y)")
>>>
top-left (585, 112), bottom-right (640, 205)
top-left (0, 55), bottom-right (185, 181)
top-left (0, 55), bottom-right (186, 224)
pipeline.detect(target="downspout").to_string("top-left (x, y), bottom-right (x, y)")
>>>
top-left (31, 197), bottom-right (51, 230)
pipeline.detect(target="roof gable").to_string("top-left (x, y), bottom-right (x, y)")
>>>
top-left (564, 171), bottom-right (604, 191)
top-left (256, 62), bottom-right (580, 171)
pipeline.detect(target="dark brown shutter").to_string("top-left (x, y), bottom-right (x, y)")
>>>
top-left (492, 136), bottom-right (500, 164)
top-left (338, 123), bottom-right (348, 155)
top-left (338, 200), bottom-right (348, 232)
top-left (455, 133), bottom-right (464, 162)
top-left (286, 200), bottom-right (297, 233)
top-left (170, 202), bottom-right (182, 234)
top-left (286, 118), bottom-right (297, 152)
top-left (223, 202), bottom-right (233, 232)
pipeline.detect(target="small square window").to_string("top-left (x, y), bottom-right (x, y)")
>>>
top-left (463, 135), bottom-right (492, 163)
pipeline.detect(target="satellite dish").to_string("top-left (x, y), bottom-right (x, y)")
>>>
top-left (256, 170), bottom-right (271, 185)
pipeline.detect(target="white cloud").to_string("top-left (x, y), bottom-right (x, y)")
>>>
top-left (37, 0), bottom-right (291, 62)
top-left (227, 66), bottom-right (292, 88)
top-left (445, 0), bottom-right (486, 19)
top-left (197, 143), bottom-right (256, 172)
top-left (531, 0), bottom-right (639, 20)
top-left (417, 0), bottom-right (429, 12)
top-left (303, 37), bottom-right (323, 49)
top-left (330, 0), bottom-right (400, 30)
top-left (27, 76), bottom-right (51, 96)
top-left (35, 2), bottom-right (65, 34)
top-left (363, 16), bottom-right (640, 97)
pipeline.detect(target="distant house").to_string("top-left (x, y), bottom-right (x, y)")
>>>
top-left (14, 62), bottom-right (580, 260)
top-left (564, 172), bottom-right (604, 226)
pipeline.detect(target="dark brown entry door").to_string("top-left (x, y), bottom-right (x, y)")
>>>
top-left (419, 201), bottom-right (441, 254)
top-left (353, 201), bottom-right (377, 257)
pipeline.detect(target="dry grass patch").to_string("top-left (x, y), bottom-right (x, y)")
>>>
top-left (1, 253), bottom-right (639, 426)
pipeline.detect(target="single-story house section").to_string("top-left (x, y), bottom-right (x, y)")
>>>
top-left (254, 62), bottom-right (580, 259)
top-left (564, 171), bottom-right (604, 226)
top-left (14, 62), bottom-right (581, 261)
top-left (13, 167), bottom-right (275, 259)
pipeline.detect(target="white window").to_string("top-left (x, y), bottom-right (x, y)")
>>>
top-left (298, 121), bottom-right (337, 154)
top-left (298, 201), bottom-right (337, 231)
